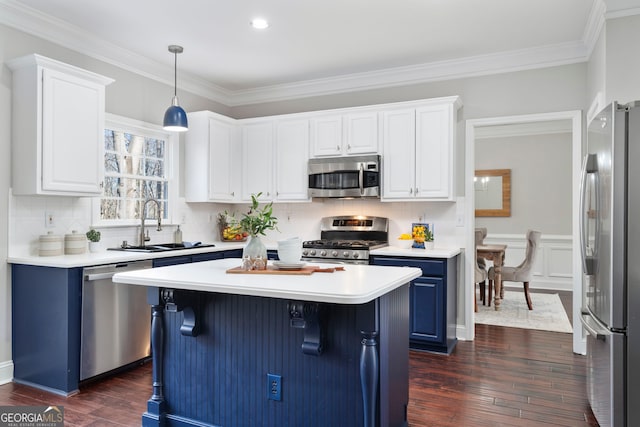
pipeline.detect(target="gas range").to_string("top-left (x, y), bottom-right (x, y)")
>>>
top-left (302, 216), bottom-right (388, 264)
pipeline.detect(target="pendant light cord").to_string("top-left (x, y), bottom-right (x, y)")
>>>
top-left (173, 50), bottom-right (177, 97)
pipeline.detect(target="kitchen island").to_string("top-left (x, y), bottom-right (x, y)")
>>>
top-left (113, 258), bottom-right (422, 427)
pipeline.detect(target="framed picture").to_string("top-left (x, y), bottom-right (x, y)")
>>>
top-left (411, 223), bottom-right (433, 249)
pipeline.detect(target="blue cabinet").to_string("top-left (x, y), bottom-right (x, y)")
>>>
top-left (152, 249), bottom-right (240, 267)
top-left (12, 265), bottom-right (83, 394)
top-left (11, 249), bottom-right (241, 394)
top-left (370, 255), bottom-right (458, 354)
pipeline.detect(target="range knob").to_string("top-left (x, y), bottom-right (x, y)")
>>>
top-left (353, 253), bottom-right (360, 259)
top-left (320, 250), bottom-right (327, 256)
top-left (310, 250), bottom-right (316, 256)
top-left (343, 251), bottom-right (350, 257)
top-left (302, 250), bottom-right (308, 256)
top-left (331, 250), bottom-right (338, 257)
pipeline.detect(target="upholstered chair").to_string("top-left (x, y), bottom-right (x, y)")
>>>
top-left (488, 230), bottom-right (541, 310)
top-left (474, 229), bottom-right (488, 312)
top-left (475, 228), bottom-right (488, 304)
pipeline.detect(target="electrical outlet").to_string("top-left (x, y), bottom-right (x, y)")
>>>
top-left (181, 214), bottom-right (187, 224)
top-left (267, 373), bottom-right (282, 401)
top-left (208, 213), bottom-right (214, 223)
top-left (45, 212), bottom-right (55, 227)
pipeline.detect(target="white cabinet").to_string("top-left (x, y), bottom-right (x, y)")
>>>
top-left (274, 118), bottom-right (310, 202)
top-left (310, 111), bottom-right (378, 157)
top-left (185, 111), bottom-right (240, 202)
top-left (241, 121), bottom-right (275, 201)
top-left (8, 54), bottom-right (113, 196)
top-left (381, 97), bottom-right (461, 201)
top-left (240, 118), bottom-right (310, 203)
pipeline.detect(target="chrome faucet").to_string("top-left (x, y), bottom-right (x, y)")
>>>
top-left (139, 198), bottom-right (163, 247)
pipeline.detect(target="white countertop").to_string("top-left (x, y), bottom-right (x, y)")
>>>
top-left (7, 243), bottom-right (461, 268)
top-left (113, 258), bottom-right (422, 305)
top-left (7, 242), bottom-right (244, 268)
top-left (370, 246), bottom-right (461, 258)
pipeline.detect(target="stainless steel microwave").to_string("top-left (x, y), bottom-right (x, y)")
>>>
top-left (308, 155), bottom-right (380, 198)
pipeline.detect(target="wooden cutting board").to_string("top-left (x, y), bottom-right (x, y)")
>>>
top-left (226, 265), bottom-right (344, 275)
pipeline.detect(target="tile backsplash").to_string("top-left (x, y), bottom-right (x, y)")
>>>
top-left (9, 192), bottom-right (464, 256)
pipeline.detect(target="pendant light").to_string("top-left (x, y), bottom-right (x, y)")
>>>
top-left (163, 45), bottom-right (188, 132)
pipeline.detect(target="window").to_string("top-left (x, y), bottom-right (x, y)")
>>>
top-left (94, 114), bottom-right (178, 225)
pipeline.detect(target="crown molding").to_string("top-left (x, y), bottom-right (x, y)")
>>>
top-left (229, 42), bottom-right (589, 106)
top-left (0, 0), bottom-right (595, 107)
top-left (475, 120), bottom-right (573, 140)
top-left (0, 0), bottom-right (235, 105)
top-left (604, 0), bottom-right (640, 18)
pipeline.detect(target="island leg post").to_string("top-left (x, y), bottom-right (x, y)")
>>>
top-left (360, 330), bottom-right (379, 427)
top-left (143, 290), bottom-right (166, 426)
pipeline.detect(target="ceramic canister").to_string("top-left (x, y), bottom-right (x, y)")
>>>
top-left (39, 231), bottom-right (63, 256)
top-left (64, 230), bottom-right (87, 255)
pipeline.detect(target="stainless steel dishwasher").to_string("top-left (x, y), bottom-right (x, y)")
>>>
top-left (80, 260), bottom-right (153, 381)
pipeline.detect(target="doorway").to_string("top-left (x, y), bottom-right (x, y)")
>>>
top-left (465, 111), bottom-right (584, 354)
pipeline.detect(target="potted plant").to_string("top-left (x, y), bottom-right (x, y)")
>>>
top-left (424, 226), bottom-right (434, 250)
top-left (239, 193), bottom-right (278, 270)
top-left (86, 229), bottom-right (102, 253)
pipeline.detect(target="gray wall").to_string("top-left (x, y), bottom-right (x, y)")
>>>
top-left (475, 132), bottom-right (573, 235)
top-left (607, 15), bottom-right (640, 106)
top-left (229, 65), bottom-right (588, 121)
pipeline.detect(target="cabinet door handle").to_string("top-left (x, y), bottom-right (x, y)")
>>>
top-left (416, 188), bottom-right (419, 194)
top-left (347, 144), bottom-right (351, 150)
top-left (230, 191), bottom-right (235, 196)
top-left (409, 188), bottom-right (413, 194)
top-left (336, 145), bottom-right (340, 151)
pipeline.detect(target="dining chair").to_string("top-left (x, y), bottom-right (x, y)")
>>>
top-left (475, 227), bottom-right (488, 304)
top-left (474, 229), bottom-right (488, 312)
top-left (487, 229), bottom-right (541, 310)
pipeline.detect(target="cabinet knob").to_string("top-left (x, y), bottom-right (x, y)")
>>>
top-left (230, 191), bottom-right (235, 196)
top-left (336, 145), bottom-right (340, 151)
top-left (347, 144), bottom-right (351, 150)
top-left (416, 188), bottom-right (419, 194)
top-left (409, 188), bottom-right (413, 194)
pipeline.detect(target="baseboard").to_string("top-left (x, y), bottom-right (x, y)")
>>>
top-left (0, 360), bottom-right (14, 385)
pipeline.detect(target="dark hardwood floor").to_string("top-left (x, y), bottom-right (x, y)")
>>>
top-left (0, 321), bottom-right (598, 427)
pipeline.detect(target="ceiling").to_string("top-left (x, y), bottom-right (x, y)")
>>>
top-left (0, 0), bottom-right (604, 105)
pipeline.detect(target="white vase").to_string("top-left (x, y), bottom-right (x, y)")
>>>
top-left (424, 241), bottom-right (434, 250)
top-left (242, 235), bottom-right (267, 270)
top-left (88, 241), bottom-right (102, 253)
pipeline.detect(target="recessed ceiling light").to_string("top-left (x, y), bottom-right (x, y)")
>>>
top-left (250, 18), bottom-right (269, 29)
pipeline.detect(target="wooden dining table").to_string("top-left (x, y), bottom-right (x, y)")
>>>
top-left (477, 244), bottom-right (507, 310)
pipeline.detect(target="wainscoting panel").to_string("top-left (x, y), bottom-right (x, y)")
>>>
top-left (483, 234), bottom-right (572, 291)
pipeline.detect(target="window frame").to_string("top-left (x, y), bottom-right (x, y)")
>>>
top-left (92, 113), bottom-right (179, 227)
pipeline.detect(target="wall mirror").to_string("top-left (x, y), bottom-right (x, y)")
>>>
top-left (475, 169), bottom-right (511, 217)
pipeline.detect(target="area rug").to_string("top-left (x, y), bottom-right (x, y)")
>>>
top-left (475, 291), bottom-right (573, 333)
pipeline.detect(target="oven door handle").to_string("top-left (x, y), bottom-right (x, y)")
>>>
top-left (359, 163), bottom-right (364, 196)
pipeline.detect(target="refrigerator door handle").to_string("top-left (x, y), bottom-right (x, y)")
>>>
top-left (580, 308), bottom-right (609, 340)
top-left (579, 153), bottom-right (599, 275)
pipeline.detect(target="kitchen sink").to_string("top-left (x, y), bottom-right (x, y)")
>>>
top-left (108, 242), bottom-right (216, 253)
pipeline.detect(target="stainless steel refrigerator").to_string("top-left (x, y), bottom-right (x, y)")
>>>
top-left (580, 100), bottom-right (640, 427)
